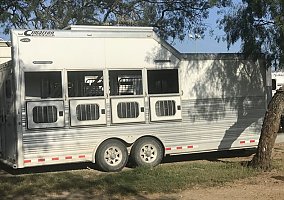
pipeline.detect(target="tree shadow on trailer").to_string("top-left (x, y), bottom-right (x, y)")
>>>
top-left (182, 54), bottom-right (267, 150)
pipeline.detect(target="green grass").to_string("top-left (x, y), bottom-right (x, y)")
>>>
top-left (0, 161), bottom-right (258, 199)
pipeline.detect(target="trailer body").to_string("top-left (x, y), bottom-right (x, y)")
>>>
top-left (0, 26), bottom-right (269, 171)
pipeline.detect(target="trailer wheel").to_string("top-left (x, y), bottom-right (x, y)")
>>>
top-left (131, 137), bottom-right (163, 167)
top-left (95, 139), bottom-right (128, 172)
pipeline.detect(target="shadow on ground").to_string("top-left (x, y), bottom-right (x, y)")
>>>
top-left (0, 148), bottom-right (256, 175)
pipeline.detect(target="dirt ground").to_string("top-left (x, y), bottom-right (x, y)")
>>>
top-left (0, 142), bottom-right (283, 200)
top-left (148, 142), bottom-right (284, 200)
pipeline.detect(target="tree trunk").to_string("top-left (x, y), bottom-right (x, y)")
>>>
top-left (249, 90), bottom-right (284, 170)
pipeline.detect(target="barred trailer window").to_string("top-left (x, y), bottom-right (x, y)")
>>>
top-left (33, 106), bottom-right (57, 123)
top-left (155, 100), bottom-right (176, 116)
top-left (76, 104), bottom-right (100, 121)
top-left (117, 102), bottom-right (139, 118)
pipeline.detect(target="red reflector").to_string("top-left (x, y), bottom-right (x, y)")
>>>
top-left (187, 145), bottom-right (193, 149)
top-left (240, 141), bottom-right (246, 144)
top-left (38, 158), bottom-right (45, 162)
top-left (52, 157), bottom-right (59, 161)
top-left (165, 147), bottom-right (171, 151)
top-left (65, 156), bottom-right (72, 159)
top-left (24, 160), bottom-right (31, 163)
top-left (79, 155), bottom-right (85, 158)
top-left (250, 140), bottom-right (255, 143)
top-left (176, 146), bottom-right (182, 150)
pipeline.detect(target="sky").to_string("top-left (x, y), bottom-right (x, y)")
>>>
top-left (173, 8), bottom-right (241, 53)
top-left (0, 7), bottom-right (241, 53)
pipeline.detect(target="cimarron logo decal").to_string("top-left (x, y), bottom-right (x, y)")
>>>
top-left (24, 30), bottom-right (55, 37)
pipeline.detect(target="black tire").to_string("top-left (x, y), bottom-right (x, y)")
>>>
top-left (131, 137), bottom-right (163, 167)
top-left (95, 139), bottom-right (128, 172)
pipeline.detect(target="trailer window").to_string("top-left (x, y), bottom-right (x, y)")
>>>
top-left (68, 71), bottom-right (104, 97)
top-left (25, 72), bottom-right (62, 98)
top-left (147, 69), bottom-right (179, 94)
top-left (155, 100), bottom-right (176, 116)
top-left (76, 104), bottom-right (100, 121)
top-left (33, 106), bottom-right (58, 123)
top-left (117, 102), bottom-right (139, 118)
top-left (109, 70), bottom-right (142, 96)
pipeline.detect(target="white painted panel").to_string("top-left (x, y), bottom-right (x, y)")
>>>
top-left (111, 97), bottom-right (145, 123)
top-left (27, 101), bottom-right (65, 129)
top-left (180, 59), bottom-right (265, 100)
top-left (150, 96), bottom-right (181, 121)
top-left (18, 37), bottom-right (105, 69)
top-left (69, 99), bottom-right (106, 126)
top-left (105, 38), bottom-right (179, 69)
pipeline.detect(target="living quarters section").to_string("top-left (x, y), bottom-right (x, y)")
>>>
top-left (178, 54), bottom-right (267, 151)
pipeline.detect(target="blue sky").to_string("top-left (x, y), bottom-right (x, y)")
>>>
top-left (0, 7), bottom-right (241, 53)
top-left (173, 8), bottom-right (241, 53)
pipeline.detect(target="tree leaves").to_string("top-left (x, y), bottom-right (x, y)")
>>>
top-left (219, 0), bottom-right (284, 69)
top-left (0, 0), bottom-right (227, 41)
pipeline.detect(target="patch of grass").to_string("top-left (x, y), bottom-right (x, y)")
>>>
top-left (272, 158), bottom-right (284, 172)
top-left (0, 161), bottom-right (257, 199)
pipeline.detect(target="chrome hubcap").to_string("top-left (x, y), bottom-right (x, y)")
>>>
top-left (140, 144), bottom-right (157, 163)
top-left (104, 146), bottom-right (122, 166)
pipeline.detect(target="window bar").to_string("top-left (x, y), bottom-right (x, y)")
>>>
top-left (87, 104), bottom-right (90, 120)
top-left (94, 105), bottom-right (97, 120)
top-left (89, 104), bottom-right (93, 120)
top-left (128, 102), bottom-right (133, 118)
top-left (161, 101), bottom-right (165, 116)
top-left (80, 104), bottom-right (83, 121)
top-left (83, 104), bottom-right (87, 121)
top-left (121, 102), bottom-right (124, 118)
top-left (169, 101), bottom-right (173, 116)
top-left (46, 106), bottom-right (50, 123)
top-left (125, 102), bottom-right (129, 118)
top-left (166, 100), bottom-right (170, 116)
top-left (91, 104), bottom-right (95, 120)
top-left (36, 107), bottom-right (40, 123)
top-left (52, 106), bottom-right (56, 122)
top-left (134, 102), bottom-right (138, 118)
top-left (40, 106), bottom-right (44, 123)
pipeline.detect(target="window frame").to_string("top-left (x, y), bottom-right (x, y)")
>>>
top-left (109, 69), bottom-right (144, 97)
top-left (24, 70), bottom-right (63, 100)
top-left (147, 69), bottom-right (179, 95)
top-left (67, 70), bottom-right (104, 98)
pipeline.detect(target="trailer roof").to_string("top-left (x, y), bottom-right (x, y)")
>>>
top-left (64, 25), bottom-right (154, 33)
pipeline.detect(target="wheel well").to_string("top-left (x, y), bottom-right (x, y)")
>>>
top-left (131, 135), bottom-right (165, 156)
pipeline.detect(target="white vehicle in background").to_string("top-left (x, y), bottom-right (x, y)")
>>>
top-left (271, 71), bottom-right (284, 129)
top-left (0, 26), bottom-right (270, 172)
top-left (272, 71), bottom-right (284, 95)
top-left (0, 40), bottom-right (11, 64)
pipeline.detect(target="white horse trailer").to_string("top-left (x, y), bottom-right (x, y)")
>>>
top-left (0, 26), bottom-right (270, 172)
